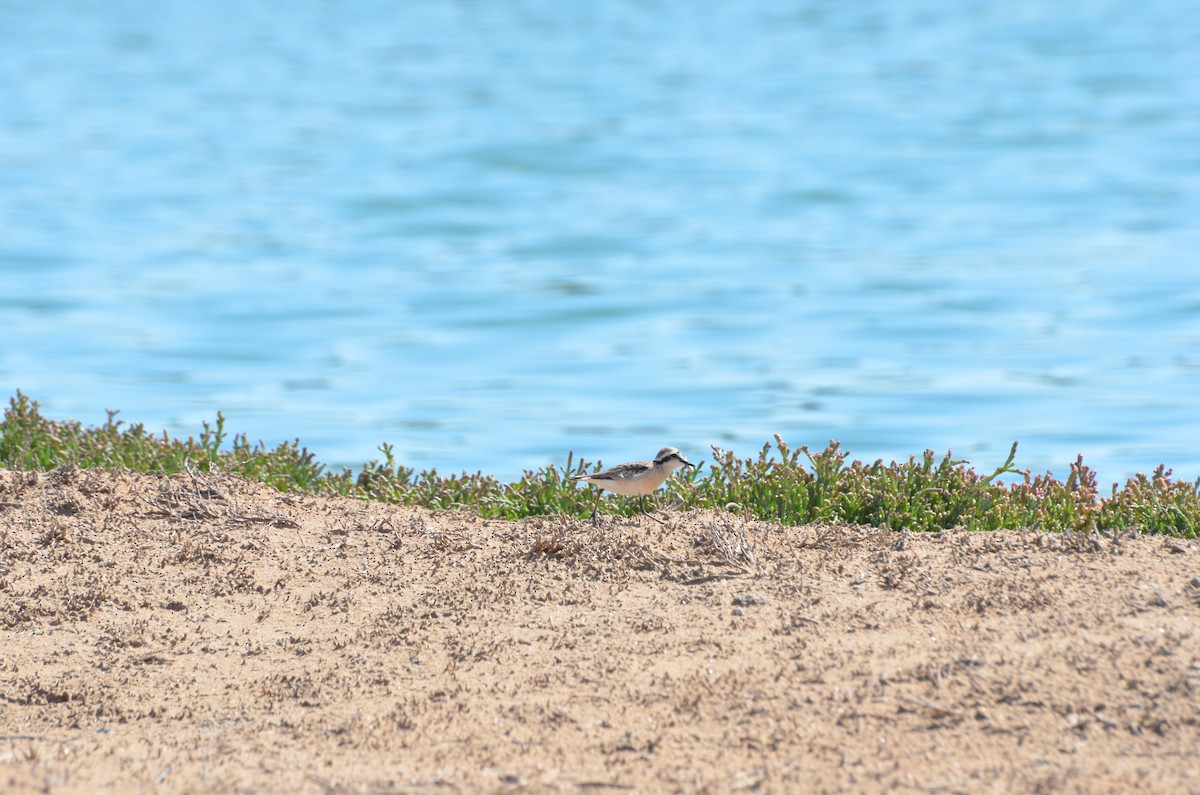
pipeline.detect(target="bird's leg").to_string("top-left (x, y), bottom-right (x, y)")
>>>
top-left (639, 494), bottom-right (667, 526)
top-left (589, 489), bottom-right (602, 526)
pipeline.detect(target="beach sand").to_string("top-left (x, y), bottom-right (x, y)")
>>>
top-left (2, 468), bottom-right (1197, 793)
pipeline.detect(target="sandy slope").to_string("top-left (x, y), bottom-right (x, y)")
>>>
top-left (1, 468), bottom-right (1198, 793)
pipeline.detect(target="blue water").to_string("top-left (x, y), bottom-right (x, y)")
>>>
top-left (3, 1), bottom-right (1199, 484)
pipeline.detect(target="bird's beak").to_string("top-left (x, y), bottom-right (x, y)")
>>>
top-left (682, 456), bottom-right (695, 468)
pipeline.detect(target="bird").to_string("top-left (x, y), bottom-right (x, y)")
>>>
top-left (570, 447), bottom-right (695, 524)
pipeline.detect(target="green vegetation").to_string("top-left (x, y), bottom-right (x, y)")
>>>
top-left (2, 391), bottom-right (1197, 536)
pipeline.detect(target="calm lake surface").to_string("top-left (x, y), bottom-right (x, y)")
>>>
top-left (3, 1), bottom-right (1199, 483)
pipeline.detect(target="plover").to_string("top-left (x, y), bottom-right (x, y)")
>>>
top-left (570, 447), bottom-right (695, 524)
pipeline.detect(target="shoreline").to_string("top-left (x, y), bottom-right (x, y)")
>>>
top-left (4, 394), bottom-right (1200, 535)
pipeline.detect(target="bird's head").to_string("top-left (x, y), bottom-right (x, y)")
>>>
top-left (655, 447), bottom-right (695, 471)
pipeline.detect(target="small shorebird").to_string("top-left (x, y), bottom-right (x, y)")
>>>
top-left (570, 447), bottom-right (695, 524)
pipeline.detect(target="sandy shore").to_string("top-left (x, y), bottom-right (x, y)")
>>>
top-left (2, 468), bottom-right (1198, 793)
